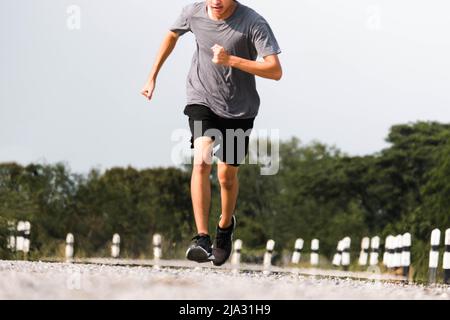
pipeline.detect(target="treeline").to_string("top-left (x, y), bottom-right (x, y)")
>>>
top-left (0, 121), bottom-right (449, 281)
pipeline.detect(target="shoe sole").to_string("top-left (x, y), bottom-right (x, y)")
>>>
top-left (186, 246), bottom-right (214, 263)
top-left (212, 215), bottom-right (236, 267)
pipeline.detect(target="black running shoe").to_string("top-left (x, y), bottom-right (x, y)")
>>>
top-left (186, 234), bottom-right (214, 263)
top-left (212, 216), bottom-right (236, 266)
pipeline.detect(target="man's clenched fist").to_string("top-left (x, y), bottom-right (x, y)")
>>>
top-left (211, 44), bottom-right (230, 66)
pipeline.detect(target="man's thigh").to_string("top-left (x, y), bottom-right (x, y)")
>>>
top-left (193, 136), bottom-right (215, 165)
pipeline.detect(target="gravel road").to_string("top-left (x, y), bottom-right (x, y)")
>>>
top-left (0, 260), bottom-right (448, 300)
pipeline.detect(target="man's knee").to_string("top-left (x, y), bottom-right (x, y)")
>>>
top-left (217, 166), bottom-right (238, 190)
top-left (193, 162), bottom-right (212, 175)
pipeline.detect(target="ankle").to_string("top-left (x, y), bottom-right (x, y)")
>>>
top-left (218, 219), bottom-right (233, 230)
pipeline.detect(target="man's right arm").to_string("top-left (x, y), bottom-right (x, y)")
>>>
top-left (141, 31), bottom-right (180, 100)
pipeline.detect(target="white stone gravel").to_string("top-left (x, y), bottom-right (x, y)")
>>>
top-left (0, 260), bottom-right (449, 300)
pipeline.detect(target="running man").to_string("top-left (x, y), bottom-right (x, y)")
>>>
top-left (141, 0), bottom-right (282, 266)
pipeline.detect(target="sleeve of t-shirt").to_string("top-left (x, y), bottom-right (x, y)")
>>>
top-left (251, 17), bottom-right (282, 58)
top-left (169, 5), bottom-right (192, 36)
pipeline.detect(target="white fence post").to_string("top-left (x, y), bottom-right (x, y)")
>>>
top-left (6, 221), bottom-right (16, 252)
top-left (358, 237), bottom-right (370, 266)
top-left (341, 237), bottom-right (351, 270)
top-left (386, 235), bottom-right (395, 269)
top-left (22, 221), bottom-right (31, 258)
top-left (428, 228), bottom-right (441, 284)
top-left (65, 233), bottom-right (74, 263)
top-left (401, 233), bottom-right (411, 278)
top-left (332, 240), bottom-right (343, 267)
top-left (394, 234), bottom-right (403, 271)
top-left (382, 235), bottom-right (389, 266)
top-left (390, 235), bottom-right (397, 270)
top-left (310, 239), bottom-right (319, 267)
top-left (443, 228), bottom-right (450, 285)
top-left (263, 239), bottom-right (275, 270)
top-left (369, 236), bottom-right (380, 266)
top-left (291, 238), bottom-right (304, 264)
top-left (153, 234), bottom-right (162, 262)
top-left (231, 239), bottom-right (243, 268)
top-left (15, 221), bottom-right (25, 252)
top-left (111, 233), bottom-right (120, 259)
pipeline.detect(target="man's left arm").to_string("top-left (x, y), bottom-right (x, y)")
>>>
top-left (211, 44), bottom-right (282, 81)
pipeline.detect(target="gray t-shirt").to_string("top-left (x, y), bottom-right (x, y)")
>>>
top-left (170, 1), bottom-right (281, 119)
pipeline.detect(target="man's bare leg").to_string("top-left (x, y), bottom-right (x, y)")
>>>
top-left (217, 161), bottom-right (239, 228)
top-left (191, 137), bottom-right (214, 235)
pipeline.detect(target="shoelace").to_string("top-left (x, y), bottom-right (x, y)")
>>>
top-left (192, 234), bottom-right (211, 249)
top-left (192, 234), bottom-right (210, 241)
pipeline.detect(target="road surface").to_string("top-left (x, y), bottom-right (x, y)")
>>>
top-left (0, 260), bottom-right (448, 300)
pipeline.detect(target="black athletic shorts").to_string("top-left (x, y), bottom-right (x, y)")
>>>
top-left (184, 104), bottom-right (255, 167)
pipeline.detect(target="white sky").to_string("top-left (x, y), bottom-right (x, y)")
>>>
top-left (1, 0), bottom-right (449, 174)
